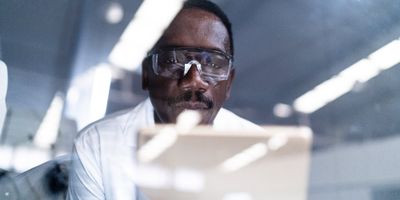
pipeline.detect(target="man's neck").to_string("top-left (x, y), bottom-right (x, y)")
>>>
top-left (153, 110), bottom-right (162, 124)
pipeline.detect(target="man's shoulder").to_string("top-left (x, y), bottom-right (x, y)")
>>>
top-left (214, 108), bottom-right (261, 130)
top-left (75, 100), bottom-right (151, 143)
top-left (78, 108), bottom-right (134, 137)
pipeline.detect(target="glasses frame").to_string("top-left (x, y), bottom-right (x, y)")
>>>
top-left (148, 47), bottom-right (234, 82)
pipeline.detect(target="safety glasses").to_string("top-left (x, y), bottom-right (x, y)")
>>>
top-left (150, 47), bottom-right (233, 82)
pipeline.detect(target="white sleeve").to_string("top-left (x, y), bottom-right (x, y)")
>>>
top-left (67, 127), bottom-right (104, 200)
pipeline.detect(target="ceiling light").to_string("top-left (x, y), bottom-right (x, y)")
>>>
top-left (294, 38), bottom-right (400, 114)
top-left (12, 146), bottom-right (51, 172)
top-left (0, 145), bottom-right (13, 170)
top-left (109, 0), bottom-right (186, 71)
top-left (368, 40), bottom-right (400, 70)
top-left (293, 75), bottom-right (353, 114)
top-left (89, 64), bottom-right (112, 122)
top-left (34, 92), bottom-right (64, 149)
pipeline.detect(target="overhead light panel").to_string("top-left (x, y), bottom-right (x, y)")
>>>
top-left (368, 39), bottom-right (400, 70)
top-left (89, 64), bottom-right (112, 122)
top-left (109, 0), bottom-right (186, 71)
top-left (294, 38), bottom-right (400, 114)
top-left (34, 92), bottom-right (64, 149)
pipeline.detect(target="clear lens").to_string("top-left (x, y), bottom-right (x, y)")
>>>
top-left (152, 48), bottom-right (232, 81)
top-left (156, 52), bottom-right (185, 79)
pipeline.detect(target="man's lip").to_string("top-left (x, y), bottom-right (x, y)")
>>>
top-left (174, 101), bottom-right (209, 110)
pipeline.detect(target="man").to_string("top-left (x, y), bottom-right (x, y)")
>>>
top-left (67, 0), bottom-right (259, 199)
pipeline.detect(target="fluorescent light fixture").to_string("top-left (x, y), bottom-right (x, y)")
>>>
top-left (219, 143), bottom-right (268, 173)
top-left (0, 145), bottom-right (13, 170)
top-left (109, 0), bottom-right (186, 71)
top-left (339, 59), bottom-right (379, 84)
top-left (368, 40), bottom-right (400, 70)
top-left (89, 64), bottom-right (112, 122)
top-left (293, 74), bottom-right (354, 114)
top-left (34, 92), bottom-right (64, 149)
top-left (294, 38), bottom-right (400, 114)
top-left (12, 146), bottom-right (51, 172)
top-left (66, 86), bottom-right (79, 107)
top-left (65, 64), bottom-right (112, 130)
top-left (138, 126), bottom-right (178, 163)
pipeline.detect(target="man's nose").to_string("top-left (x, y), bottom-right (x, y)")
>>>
top-left (179, 64), bottom-right (209, 92)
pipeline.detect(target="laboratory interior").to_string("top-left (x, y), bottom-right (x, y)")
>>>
top-left (1, 0), bottom-right (400, 199)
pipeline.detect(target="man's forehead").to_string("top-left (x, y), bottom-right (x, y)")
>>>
top-left (156, 8), bottom-right (230, 53)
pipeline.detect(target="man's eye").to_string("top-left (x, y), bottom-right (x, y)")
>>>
top-left (211, 63), bottom-right (221, 69)
top-left (165, 58), bottom-right (178, 64)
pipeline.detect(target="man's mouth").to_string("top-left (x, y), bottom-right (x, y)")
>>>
top-left (174, 101), bottom-right (209, 110)
top-left (167, 91), bottom-right (214, 110)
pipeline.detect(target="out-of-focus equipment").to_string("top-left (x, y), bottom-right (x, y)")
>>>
top-left (137, 125), bottom-right (313, 200)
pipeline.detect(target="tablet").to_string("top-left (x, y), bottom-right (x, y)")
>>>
top-left (136, 125), bottom-right (312, 200)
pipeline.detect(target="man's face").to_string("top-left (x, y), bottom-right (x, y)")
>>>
top-left (142, 8), bottom-right (234, 124)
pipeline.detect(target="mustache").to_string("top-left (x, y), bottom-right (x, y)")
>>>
top-left (167, 91), bottom-right (214, 109)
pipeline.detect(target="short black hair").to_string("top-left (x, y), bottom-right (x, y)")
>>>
top-left (183, 0), bottom-right (234, 57)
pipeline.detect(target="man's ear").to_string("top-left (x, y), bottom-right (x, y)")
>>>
top-left (225, 69), bottom-right (235, 99)
top-left (142, 59), bottom-right (150, 90)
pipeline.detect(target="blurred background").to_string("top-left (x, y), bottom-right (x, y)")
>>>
top-left (1, 0), bottom-right (400, 199)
